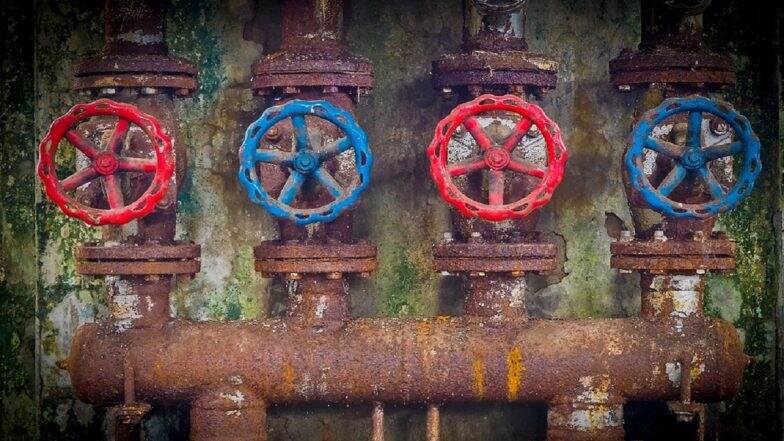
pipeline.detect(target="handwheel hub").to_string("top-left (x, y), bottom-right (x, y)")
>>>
top-left (484, 147), bottom-right (510, 170)
top-left (681, 150), bottom-right (704, 170)
top-left (293, 152), bottom-right (318, 174)
top-left (93, 152), bottom-right (119, 175)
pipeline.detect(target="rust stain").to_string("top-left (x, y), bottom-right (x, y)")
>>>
top-left (416, 321), bottom-right (434, 372)
top-left (506, 346), bottom-right (524, 401)
top-left (471, 348), bottom-right (485, 398)
top-left (283, 361), bottom-right (296, 395)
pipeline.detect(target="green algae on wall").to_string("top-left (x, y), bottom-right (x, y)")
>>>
top-left (1, 2), bottom-right (37, 438)
top-left (3, 0), bottom-right (780, 439)
top-left (701, 1), bottom-right (781, 438)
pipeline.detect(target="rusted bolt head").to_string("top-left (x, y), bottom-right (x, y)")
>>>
top-left (326, 272), bottom-right (342, 280)
top-left (709, 119), bottom-right (730, 136)
top-left (265, 126), bottom-right (282, 142)
top-left (56, 359), bottom-right (69, 370)
top-left (509, 270), bottom-right (524, 277)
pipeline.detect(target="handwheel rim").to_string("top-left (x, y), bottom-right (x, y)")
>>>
top-left (238, 100), bottom-right (373, 225)
top-left (36, 99), bottom-right (175, 226)
top-left (625, 95), bottom-right (761, 219)
top-left (427, 94), bottom-right (568, 222)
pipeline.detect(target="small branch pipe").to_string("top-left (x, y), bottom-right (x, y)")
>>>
top-left (426, 404), bottom-right (440, 441)
top-left (372, 402), bottom-right (384, 441)
top-left (67, 316), bottom-right (744, 408)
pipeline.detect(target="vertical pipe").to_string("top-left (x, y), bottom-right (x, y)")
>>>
top-left (107, 275), bottom-right (172, 330)
top-left (285, 275), bottom-right (349, 324)
top-left (280, 0), bottom-right (344, 51)
top-left (190, 389), bottom-right (267, 441)
top-left (547, 402), bottom-right (625, 441)
top-left (103, 0), bottom-right (167, 56)
top-left (372, 402), bottom-right (384, 441)
top-left (426, 405), bottom-right (440, 441)
top-left (639, 273), bottom-right (704, 325)
top-left (464, 274), bottom-right (527, 321)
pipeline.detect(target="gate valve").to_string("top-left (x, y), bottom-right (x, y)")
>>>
top-left (238, 100), bottom-right (373, 225)
top-left (37, 99), bottom-right (175, 226)
top-left (427, 94), bottom-right (567, 221)
top-left (625, 96), bottom-right (761, 219)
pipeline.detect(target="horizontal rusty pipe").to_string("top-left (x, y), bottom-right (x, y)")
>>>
top-left (67, 316), bottom-right (744, 408)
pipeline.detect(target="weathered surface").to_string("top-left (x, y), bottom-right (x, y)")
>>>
top-left (0, 0), bottom-right (779, 440)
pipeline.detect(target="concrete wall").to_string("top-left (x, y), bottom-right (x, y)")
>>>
top-left (0, 0), bottom-right (780, 439)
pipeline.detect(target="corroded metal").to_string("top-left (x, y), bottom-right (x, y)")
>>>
top-left (609, 0), bottom-right (734, 90)
top-left (73, 0), bottom-right (197, 94)
top-left (76, 242), bottom-right (201, 275)
top-left (190, 388), bottom-right (267, 441)
top-left (433, 241), bottom-right (556, 273)
top-left (251, 0), bottom-right (373, 98)
top-left (433, 0), bottom-right (557, 99)
top-left (610, 235), bottom-right (735, 273)
top-left (67, 316), bottom-right (746, 409)
top-left (254, 240), bottom-right (377, 276)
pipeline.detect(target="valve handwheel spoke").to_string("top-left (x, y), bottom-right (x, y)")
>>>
top-left (427, 94), bottom-right (568, 221)
top-left (238, 100), bottom-right (373, 225)
top-left (625, 96), bottom-right (761, 218)
top-left (37, 99), bottom-right (175, 226)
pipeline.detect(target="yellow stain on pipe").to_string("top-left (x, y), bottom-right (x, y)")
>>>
top-left (283, 361), bottom-right (296, 395)
top-left (471, 348), bottom-right (485, 398)
top-left (506, 346), bottom-right (524, 401)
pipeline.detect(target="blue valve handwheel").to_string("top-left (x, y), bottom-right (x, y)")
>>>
top-left (238, 100), bottom-right (372, 225)
top-left (625, 96), bottom-right (761, 219)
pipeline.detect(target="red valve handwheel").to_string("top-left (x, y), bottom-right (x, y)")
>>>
top-left (37, 99), bottom-right (175, 226)
top-left (427, 95), bottom-right (568, 221)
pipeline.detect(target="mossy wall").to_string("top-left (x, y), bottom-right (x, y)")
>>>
top-left (0, 0), bottom-right (780, 440)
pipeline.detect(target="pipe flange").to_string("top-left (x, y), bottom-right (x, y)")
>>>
top-left (251, 50), bottom-right (374, 97)
top-left (73, 54), bottom-right (198, 96)
top-left (433, 241), bottom-right (556, 274)
top-left (609, 49), bottom-right (735, 91)
top-left (75, 241), bottom-right (201, 276)
top-left (610, 234), bottom-right (735, 273)
top-left (433, 51), bottom-right (557, 97)
top-left (253, 240), bottom-right (377, 277)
